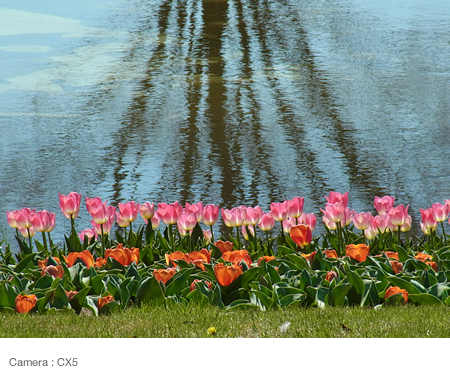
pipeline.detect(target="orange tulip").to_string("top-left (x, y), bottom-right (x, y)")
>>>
top-left (214, 263), bottom-right (243, 286)
top-left (41, 265), bottom-right (64, 279)
top-left (222, 250), bottom-right (252, 267)
top-left (258, 256), bottom-right (276, 266)
top-left (426, 261), bottom-right (438, 271)
top-left (189, 249), bottom-right (211, 271)
top-left (215, 241), bottom-right (234, 254)
top-left (384, 251), bottom-right (399, 260)
top-left (415, 252), bottom-right (433, 262)
top-left (390, 260), bottom-right (403, 274)
top-left (385, 286), bottom-right (408, 303)
top-left (105, 244), bottom-right (139, 266)
top-left (94, 257), bottom-right (106, 268)
top-left (65, 290), bottom-right (78, 301)
top-left (301, 251), bottom-right (316, 265)
top-left (38, 257), bottom-right (61, 268)
top-left (190, 279), bottom-right (212, 291)
top-left (66, 250), bottom-right (95, 268)
top-left (346, 244), bottom-right (369, 262)
top-left (98, 295), bottom-right (114, 309)
top-left (15, 294), bottom-right (38, 314)
top-left (290, 224), bottom-right (312, 247)
top-left (324, 249), bottom-right (338, 259)
top-left (325, 270), bottom-right (338, 282)
top-left (165, 251), bottom-right (190, 267)
top-left (153, 267), bottom-right (177, 284)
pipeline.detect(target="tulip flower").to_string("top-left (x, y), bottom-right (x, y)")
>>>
top-left (390, 261), bottom-right (403, 274)
top-left (426, 261), bottom-right (438, 271)
top-left (385, 286), bottom-right (408, 303)
top-left (59, 192), bottom-right (81, 221)
top-left (241, 224), bottom-right (255, 240)
top-left (85, 197), bottom-right (108, 214)
top-left (65, 250), bottom-right (95, 268)
top-left (214, 263), bottom-right (243, 286)
top-left (257, 256), bottom-right (276, 265)
top-left (98, 295), bottom-right (114, 309)
top-left (190, 279), bottom-right (212, 292)
top-left (203, 204), bottom-right (220, 226)
top-left (298, 213), bottom-right (317, 231)
top-left (66, 291), bottom-right (78, 301)
top-left (364, 225), bottom-right (378, 240)
top-left (6, 211), bottom-right (18, 228)
top-left (165, 251), bottom-right (190, 267)
top-left (15, 294), bottom-right (38, 314)
top-left (153, 267), bottom-right (177, 284)
top-left (400, 215), bottom-right (412, 232)
top-left (270, 201), bottom-right (290, 222)
top-left (90, 204), bottom-right (115, 225)
top-left (243, 206), bottom-right (263, 226)
top-left (116, 211), bottom-right (130, 228)
top-left (301, 251), bottom-right (316, 266)
top-left (373, 214), bottom-right (390, 233)
top-left (38, 257), bottom-right (60, 268)
top-left (18, 225), bottom-right (36, 238)
top-left (203, 229), bottom-right (212, 243)
top-left (388, 204), bottom-right (409, 226)
top-left (290, 224), bottom-right (312, 248)
top-left (215, 240), bottom-right (234, 254)
top-left (157, 202), bottom-right (183, 225)
top-left (420, 207), bottom-right (438, 242)
top-left (321, 202), bottom-right (345, 223)
top-left (150, 213), bottom-right (160, 229)
top-left (185, 202), bottom-right (203, 223)
top-left (431, 203), bottom-right (449, 222)
top-left (222, 250), bottom-right (252, 267)
top-left (178, 212), bottom-right (197, 232)
top-left (189, 249), bottom-right (212, 271)
top-left (374, 196), bottom-right (395, 214)
top-left (139, 202), bottom-right (155, 220)
top-left (282, 217), bottom-right (296, 234)
top-left (105, 244), bottom-right (139, 266)
top-left (325, 191), bottom-right (349, 208)
top-left (258, 212), bottom-right (275, 232)
top-left (287, 196), bottom-right (304, 218)
top-left (30, 210), bottom-right (55, 233)
top-left (341, 207), bottom-right (354, 227)
top-left (414, 252), bottom-right (433, 262)
top-left (325, 271), bottom-right (338, 282)
top-left (14, 208), bottom-right (34, 229)
top-left (118, 201), bottom-right (140, 226)
top-left (352, 212), bottom-right (372, 231)
top-left (221, 207), bottom-right (245, 227)
top-left (322, 215), bottom-right (337, 231)
top-left (94, 257), bottom-right (106, 268)
top-left (324, 249), bottom-right (338, 259)
top-left (346, 244), bottom-right (369, 262)
top-left (41, 265), bottom-right (64, 279)
top-left (384, 251), bottom-right (399, 260)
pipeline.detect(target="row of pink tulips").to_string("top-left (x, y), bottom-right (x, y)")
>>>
top-left (6, 191), bottom-right (450, 252)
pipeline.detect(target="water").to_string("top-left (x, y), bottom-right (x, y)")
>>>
top-left (1, 0), bottom-right (450, 245)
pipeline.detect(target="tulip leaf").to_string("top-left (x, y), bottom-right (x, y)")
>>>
top-left (361, 280), bottom-right (379, 307)
top-left (69, 287), bottom-right (91, 314)
top-left (279, 293), bottom-right (306, 308)
top-left (250, 290), bottom-right (273, 310)
top-left (387, 277), bottom-right (422, 295)
top-left (34, 275), bottom-right (54, 290)
top-left (50, 284), bottom-right (69, 309)
top-left (326, 283), bottom-right (352, 306)
top-left (136, 276), bottom-right (165, 306)
top-left (224, 288), bottom-right (249, 306)
top-left (267, 264), bottom-right (281, 284)
top-left (299, 270), bottom-right (312, 291)
top-left (427, 283), bottom-right (450, 300)
top-left (36, 289), bottom-right (55, 313)
top-left (14, 253), bottom-right (37, 273)
top-left (210, 284), bottom-right (224, 308)
top-left (83, 296), bottom-right (99, 316)
top-left (0, 283), bottom-right (18, 308)
top-left (346, 271), bottom-right (365, 295)
top-left (165, 268), bottom-right (195, 297)
top-left (285, 254), bottom-right (309, 270)
top-left (186, 289), bottom-right (210, 307)
top-left (90, 273), bottom-right (107, 295)
top-left (241, 267), bottom-right (260, 289)
top-left (98, 300), bottom-right (120, 315)
top-left (226, 300), bottom-right (259, 311)
top-left (64, 228), bottom-right (82, 254)
top-left (210, 245), bottom-right (223, 260)
top-left (408, 293), bottom-right (443, 305)
top-left (384, 293), bottom-right (406, 306)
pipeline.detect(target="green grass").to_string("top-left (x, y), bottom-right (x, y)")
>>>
top-left (1, 305), bottom-right (449, 338)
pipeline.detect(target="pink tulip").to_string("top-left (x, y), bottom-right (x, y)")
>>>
top-left (400, 215), bottom-right (412, 232)
top-left (79, 228), bottom-right (98, 242)
top-left (324, 191), bottom-right (349, 208)
top-left (431, 203), bottom-right (449, 223)
top-left (420, 208), bottom-right (438, 230)
top-left (203, 204), bottom-right (220, 226)
top-left (373, 196), bottom-right (395, 214)
top-left (6, 211), bottom-right (18, 228)
top-left (91, 212), bottom-right (115, 235)
top-left (118, 201), bottom-right (140, 223)
top-left (14, 208), bottom-right (35, 229)
top-left (59, 192), bottom-right (81, 219)
top-left (270, 201), bottom-right (290, 222)
top-left (364, 225), bottom-right (378, 240)
top-left (222, 207), bottom-right (245, 227)
top-left (178, 212), bottom-right (197, 232)
top-left (18, 225), bottom-right (36, 238)
top-left (157, 202), bottom-right (183, 225)
top-left (116, 211), bottom-right (130, 228)
top-left (30, 210), bottom-right (55, 232)
top-left (298, 213), bottom-right (317, 231)
top-left (244, 206), bottom-right (263, 225)
top-left (90, 204), bottom-right (115, 225)
top-left (86, 197), bottom-right (108, 214)
top-left (241, 225), bottom-right (255, 240)
top-left (388, 204), bottom-right (409, 226)
top-left (178, 223), bottom-right (189, 236)
top-left (151, 213), bottom-right (160, 229)
top-left (373, 214), bottom-right (390, 233)
top-left (341, 207), bottom-right (354, 227)
top-left (287, 197), bottom-right (304, 218)
top-left (203, 229), bottom-right (212, 243)
top-left (282, 217), bottom-right (296, 233)
top-left (352, 212), bottom-right (373, 230)
top-left (322, 215), bottom-right (337, 230)
top-left (321, 202), bottom-right (345, 223)
top-left (184, 202), bottom-right (203, 223)
top-left (139, 202), bottom-right (155, 220)
top-left (420, 221), bottom-right (434, 236)
top-left (258, 212), bottom-right (275, 231)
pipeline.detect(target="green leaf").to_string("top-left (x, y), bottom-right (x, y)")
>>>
top-left (384, 293), bottom-right (406, 306)
top-left (250, 290), bottom-right (273, 310)
top-left (98, 300), bottom-right (120, 315)
top-left (285, 254), bottom-right (309, 270)
top-left (83, 296), bottom-right (99, 316)
top-left (33, 275), bottom-right (53, 290)
top-left (14, 253), bottom-right (37, 273)
top-left (346, 271), bottom-right (365, 295)
top-left (223, 288), bottom-right (249, 305)
top-left (326, 283), bottom-right (352, 306)
top-left (210, 284), bottom-right (224, 308)
top-left (0, 283), bottom-right (18, 308)
top-left (392, 244), bottom-right (409, 262)
top-left (387, 277), bottom-right (422, 295)
top-left (278, 293), bottom-right (306, 307)
top-left (427, 283), bottom-right (450, 300)
top-left (226, 300), bottom-right (259, 311)
top-left (267, 264), bottom-right (281, 284)
top-left (165, 268), bottom-right (195, 297)
top-left (241, 267), bottom-right (260, 289)
top-left (408, 293), bottom-right (443, 305)
top-left (299, 270), bottom-right (312, 291)
top-left (68, 287), bottom-right (91, 314)
top-left (136, 276), bottom-right (165, 306)
top-left (50, 284), bottom-right (69, 309)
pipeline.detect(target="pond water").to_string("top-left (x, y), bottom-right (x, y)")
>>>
top-left (1, 0), bottom-right (450, 244)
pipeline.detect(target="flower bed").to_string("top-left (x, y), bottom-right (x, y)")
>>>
top-left (2, 191), bottom-right (450, 315)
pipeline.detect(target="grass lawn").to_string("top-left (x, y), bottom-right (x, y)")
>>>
top-left (1, 305), bottom-right (449, 338)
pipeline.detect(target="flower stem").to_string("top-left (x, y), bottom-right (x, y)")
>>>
top-left (27, 227), bottom-right (33, 251)
top-left (209, 225), bottom-right (214, 244)
top-left (100, 224), bottom-right (105, 257)
top-left (441, 221), bottom-right (447, 245)
top-left (236, 227), bottom-right (241, 250)
top-left (42, 232), bottom-right (48, 253)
